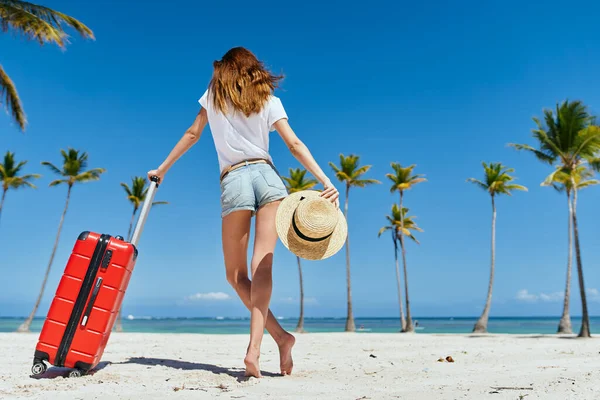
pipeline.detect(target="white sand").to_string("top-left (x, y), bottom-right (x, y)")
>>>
top-left (1, 332), bottom-right (599, 400)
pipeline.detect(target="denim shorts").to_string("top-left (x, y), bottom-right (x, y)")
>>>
top-left (220, 162), bottom-right (289, 217)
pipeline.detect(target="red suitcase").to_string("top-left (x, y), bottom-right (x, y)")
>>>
top-left (30, 176), bottom-right (159, 378)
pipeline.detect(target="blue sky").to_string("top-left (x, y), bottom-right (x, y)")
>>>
top-left (2, 0), bottom-right (600, 319)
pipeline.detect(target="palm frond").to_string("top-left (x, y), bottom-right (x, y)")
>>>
top-left (466, 178), bottom-right (488, 191)
top-left (406, 233), bottom-right (420, 245)
top-left (328, 161), bottom-right (341, 174)
top-left (387, 162), bottom-right (425, 193)
top-left (120, 182), bottom-right (132, 197)
top-left (588, 157), bottom-right (600, 172)
top-left (540, 167), bottom-right (565, 188)
top-left (543, 164), bottom-right (597, 193)
top-left (330, 154), bottom-right (377, 187)
top-left (572, 126), bottom-right (600, 161)
top-left (508, 143), bottom-right (555, 164)
top-left (0, 0), bottom-right (94, 47)
top-left (75, 167), bottom-right (105, 182)
top-left (502, 183), bottom-right (528, 194)
top-left (469, 162), bottom-right (527, 197)
top-left (41, 161), bottom-right (62, 175)
top-left (282, 167), bottom-right (318, 193)
top-left (0, 64), bottom-right (26, 130)
top-left (353, 165), bottom-right (372, 178)
top-left (352, 178), bottom-right (381, 188)
top-left (49, 179), bottom-right (67, 187)
top-left (377, 226), bottom-right (391, 237)
top-left (0, 2), bottom-right (64, 46)
top-left (577, 179), bottom-right (600, 190)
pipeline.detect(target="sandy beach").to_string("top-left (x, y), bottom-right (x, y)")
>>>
top-left (1, 332), bottom-right (599, 400)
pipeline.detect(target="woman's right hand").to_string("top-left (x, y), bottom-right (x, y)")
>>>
top-left (320, 180), bottom-right (340, 209)
top-left (147, 168), bottom-right (165, 183)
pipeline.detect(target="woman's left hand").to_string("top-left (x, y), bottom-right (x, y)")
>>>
top-left (320, 180), bottom-right (340, 209)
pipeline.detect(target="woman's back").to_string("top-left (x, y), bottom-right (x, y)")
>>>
top-left (199, 90), bottom-right (287, 173)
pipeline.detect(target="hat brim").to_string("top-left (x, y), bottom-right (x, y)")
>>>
top-left (276, 190), bottom-right (347, 261)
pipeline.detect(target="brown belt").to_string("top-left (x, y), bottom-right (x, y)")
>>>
top-left (219, 158), bottom-right (271, 181)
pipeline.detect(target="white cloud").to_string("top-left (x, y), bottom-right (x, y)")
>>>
top-left (516, 289), bottom-right (600, 303)
top-left (280, 297), bottom-right (318, 305)
top-left (539, 291), bottom-right (564, 302)
top-left (187, 292), bottom-right (231, 301)
top-left (587, 288), bottom-right (600, 302)
top-left (516, 289), bottom-right (538, 302)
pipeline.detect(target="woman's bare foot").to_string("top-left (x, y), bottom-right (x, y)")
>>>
top-left (244, 351), bottom-right (262, 378)
top-left (278, 333), bottom-right (295, 375)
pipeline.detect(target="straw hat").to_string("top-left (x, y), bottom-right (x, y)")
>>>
top-left (276, 190), bottom-right (347, 260)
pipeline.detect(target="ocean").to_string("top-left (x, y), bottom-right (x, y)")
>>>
top-left (1, 316), bottom-right (598, 334)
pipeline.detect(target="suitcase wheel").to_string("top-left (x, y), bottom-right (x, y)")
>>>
top-left (68, 369), bottom-right (85, 378)
top-left (31, 362), bottom-right (47, 376)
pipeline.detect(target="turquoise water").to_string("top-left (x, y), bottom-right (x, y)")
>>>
top-left (1, 316), bottom-right (598, 334)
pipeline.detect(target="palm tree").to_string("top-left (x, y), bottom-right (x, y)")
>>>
top-left (282, 168), bottom-right (318, 333)
top-left (510, 100), bottom-right (600, 337)
top-left (17, 148), bottom-right (105, 332)
top-left (115, 176), bottom-right (168, 332)
top-left (121, 176), bottom-right (168, 242)
top-left (329, 154), bottom-right (380, 332)
top-left (467, 162), bottom-right (527, 333)
top-left (386, 163), bottom-right (426, 333)
top-left (543, 166), bottom-right (599, 334)
top-left (0, 151), bottom-right (41, 225)
top-left (378, 204), bottom-right (422, 332)
top-left (0, 0), bottom-right (94, 131)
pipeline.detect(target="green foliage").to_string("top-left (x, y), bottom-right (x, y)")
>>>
top-left (0, 66), bottom-right (26, 130)
top-left (1, 0), bottom-right (94, 131)
top-left (386, 163), bottom-right (426, 193)
top-left (41, 148), bottom-right (105, 187)
top-left (467, 162), bottom-right (527, 197)
top-left (329, 154), bottom-right (380, 187)
top-left (378, 204), bottom-right (423, 244)
top-left (0, 151), bottom-right (40, 190)
top-left (282, 168), bottom-right (318, 193)
top-left (509, 100), bottom-right (600, 176)
top-left (543, 165), bottom-right (599, 194)
top-left (121, 176), bottom-right (168, 209)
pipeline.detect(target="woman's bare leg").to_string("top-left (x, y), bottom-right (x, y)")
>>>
top-left (246, 201), bottom-right (295, 377)
top-left (222, 209), bottom-right (294, 377)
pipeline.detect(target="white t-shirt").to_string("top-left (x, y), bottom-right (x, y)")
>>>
top-left (199, 89), bottom-right (288, 173)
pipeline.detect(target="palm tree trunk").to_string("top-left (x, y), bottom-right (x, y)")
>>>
top-left (18, 185), bottom-right (72, 332)
top-left (399, 191), bottom-right (414, 333)
top-left (473, 194), bottom-right (496, 333)
top-left (295, 256), bottom-right (305, 333)
top-left (0, 188), bottom-right (7, 226)
top-left (571, 184), bottom-right (591, 338)
top-left (115, 309), bottom-right (124, 332)
top-left (344, 183), bottom-right (355, 332)
top-left (392, 232), bottom-right (406, 332)
top-left (116, 206), bottom-right (139, 332)
top-left (126, 206), bottom-right (137, 242)
top-left (557, 191), bottom-right (573, 334)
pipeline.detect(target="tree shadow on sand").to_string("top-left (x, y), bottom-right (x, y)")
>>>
top-left (30, 361), bottom-right (111, 380)
top-left (114, 357), bottom-right (281, 382)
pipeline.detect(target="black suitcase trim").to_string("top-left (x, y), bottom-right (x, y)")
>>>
top-left (55, 233), bottom-right (111, 367)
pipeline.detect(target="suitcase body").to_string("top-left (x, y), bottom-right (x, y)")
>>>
top-left (31, 176), bottom-right (159, 377)
top-left (32, 232), bottom-right (137, 376)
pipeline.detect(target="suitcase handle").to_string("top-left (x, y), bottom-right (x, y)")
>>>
top-left (130, 176), bottom-right (160, 247)
top-left (81, 277), bottom-right (103, 327)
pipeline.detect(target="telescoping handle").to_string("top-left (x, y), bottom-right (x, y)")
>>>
top-left (130, 176), bottom-right (160, 247)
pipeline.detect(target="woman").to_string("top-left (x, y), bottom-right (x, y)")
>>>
top-left (147, 47), bottom-right (339, 378)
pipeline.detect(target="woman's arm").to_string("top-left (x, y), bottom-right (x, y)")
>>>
top-left (147, 107), bottom-right (208, 182)
top-left (273, 118), bottom-right (339, 207)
